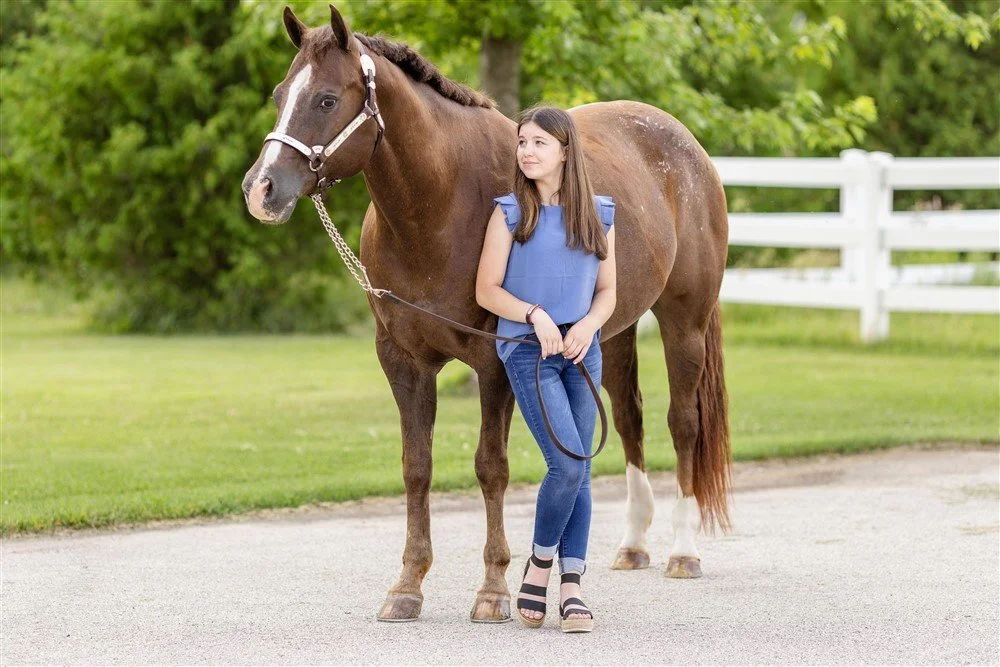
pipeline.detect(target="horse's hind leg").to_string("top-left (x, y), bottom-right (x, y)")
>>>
top-left (374, 327), bottom-right (439, 621)
top-left (604, 324), bottom-right (656, 570)
top-left (653, 299), bottom-right (732, 579)
top-left (470, 366), bottom-right (515, 622)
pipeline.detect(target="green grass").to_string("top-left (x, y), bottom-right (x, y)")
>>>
top-left (718, 303), bottom-right (1000, 357)
top-left (2, 278), bottom-right (998, 534)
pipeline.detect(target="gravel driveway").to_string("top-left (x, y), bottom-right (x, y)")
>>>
top-left (3, 445), bottom-right (998, 665)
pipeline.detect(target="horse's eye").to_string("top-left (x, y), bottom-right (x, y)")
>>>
top-left (319, 96), bottom-right (338, 110)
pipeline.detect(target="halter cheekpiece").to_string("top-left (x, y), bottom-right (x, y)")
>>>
top-left (263, 44), bottom-right (385, 191)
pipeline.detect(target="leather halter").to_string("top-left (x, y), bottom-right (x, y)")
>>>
top-left (263, 44), bottom-right (385, 191)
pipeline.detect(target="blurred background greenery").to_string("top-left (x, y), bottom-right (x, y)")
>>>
top-left (2, 0), bottom-right (997, 534)
top-left (2, 0), bottom-right (997, 333)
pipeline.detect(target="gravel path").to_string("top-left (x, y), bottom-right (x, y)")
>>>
top-left (3, 445), bottom-right (998, 665)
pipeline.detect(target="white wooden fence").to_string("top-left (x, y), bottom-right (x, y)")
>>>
top-left (712, 149), bottom-right (1000, 342)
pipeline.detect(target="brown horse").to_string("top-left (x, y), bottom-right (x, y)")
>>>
top-left (243, 5), bottom-right (731, 623)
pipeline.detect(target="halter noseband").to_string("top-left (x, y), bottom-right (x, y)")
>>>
top-left (263, 44), bottom-right (385, 192)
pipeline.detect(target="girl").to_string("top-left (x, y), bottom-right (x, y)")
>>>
top-left (476, 106), bottom-right (616, 633)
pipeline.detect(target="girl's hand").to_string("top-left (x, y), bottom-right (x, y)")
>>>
top-left (532, 309), bottom-right (564, 359)
top-left (563, 319), bottom-right (597, 364)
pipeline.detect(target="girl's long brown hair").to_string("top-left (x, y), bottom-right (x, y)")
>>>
top-left (513, 106), bottom-right (608, 260)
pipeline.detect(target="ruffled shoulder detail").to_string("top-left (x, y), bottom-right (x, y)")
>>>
top-left (493, 193), bottom-right (520, 232)
top-left (594, 195), bottom-right (615, 234)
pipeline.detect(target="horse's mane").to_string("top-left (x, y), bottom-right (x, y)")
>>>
top-left (308, 28), bottom-right (494, 109)
top-left (354, 34), bottom-right (495, 109)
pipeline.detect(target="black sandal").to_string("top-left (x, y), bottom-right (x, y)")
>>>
top-left (516, 553), bottom-right (552, 628)
top-left (559, 572), bottom-right (594, 633)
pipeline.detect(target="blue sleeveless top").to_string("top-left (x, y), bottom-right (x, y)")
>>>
top-left (493, 193), bottom-right (615, 361)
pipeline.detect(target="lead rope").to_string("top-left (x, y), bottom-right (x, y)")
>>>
top-left (309, 192), bottom-right (607, 462)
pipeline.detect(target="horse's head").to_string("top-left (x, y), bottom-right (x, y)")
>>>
top-left (243, 5), bottom-right (381, 224)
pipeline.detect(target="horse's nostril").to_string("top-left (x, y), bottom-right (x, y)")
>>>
top-left (247, 176), bottom-right (274, 207)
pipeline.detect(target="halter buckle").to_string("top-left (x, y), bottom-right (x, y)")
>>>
top-left (360, 54), bottom-right (376, 77)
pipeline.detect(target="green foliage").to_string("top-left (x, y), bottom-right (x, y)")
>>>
top-left (1, 0), bottom-right (996, 330)
top-left (0, 0), bottom-right (46, 64)
top-left (885, 0), bottom-right (993, 49)
top-left (815, 0), bottom-right (999, 212)
top-left (352, 0), bottom-right (878, 155)
top-left (1, 0), bottom-right (369, 332)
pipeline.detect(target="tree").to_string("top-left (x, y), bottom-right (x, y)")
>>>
top-left (2, 0), bottom-right (994, 331)
top-left (1, 0), bottom-right (370, 332)
top-left (820, 1), bottom-right (998, 194)
top-left (350, 0), bottom-right (878, 154)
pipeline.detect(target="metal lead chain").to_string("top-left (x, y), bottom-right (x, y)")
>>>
top-left (310, 193), bottom-right (386, 297)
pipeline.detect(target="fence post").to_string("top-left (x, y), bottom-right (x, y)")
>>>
top-left (839, 149), bottom-right (868, 284)
top-left (859, 152), bottom-right (893, 343)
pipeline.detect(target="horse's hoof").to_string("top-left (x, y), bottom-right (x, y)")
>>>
top-left (470, 591), bottom-right (512, 623)
top-left (665, 556), bottom-right (702, 579)
top-left (376, 593), bottom-right (423, 622)
top-left (610, 548), bottom-right (651, 570)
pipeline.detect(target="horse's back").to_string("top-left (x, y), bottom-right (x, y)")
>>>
top-left (573, 101), bottom-right (715, 173)
top-left (571, 100), bottom-right (726, 239)
top-left (571, 101), bottom-right (728, 333)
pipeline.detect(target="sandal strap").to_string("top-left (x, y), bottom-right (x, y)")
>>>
top-left (561, 572), bottom-right (582, 585)
top-left (560, 597), bottom-right (592, 619)
top-left (559, 598), bottom-right (594, 620)
top-left (522, 555), bottom-right (553, 581)
top-left (518, 583), bottom-right (547, 597)
top-left (530, 553), bottom-right (553, 569)
top-left (517, 598), bottom-right (547, 613)
top-left (518, 554), bottom-right (551, 617)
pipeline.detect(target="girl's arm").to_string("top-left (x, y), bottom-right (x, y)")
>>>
top-left (476, 204), bottom-right (564, 358)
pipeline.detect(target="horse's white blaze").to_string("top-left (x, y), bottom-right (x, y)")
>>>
top-left (618, 463), bottom-right (654, 551)
top-left (669, 495), bottom-right (701, 560)
top-left (260, 64), bottom-right (314, 174)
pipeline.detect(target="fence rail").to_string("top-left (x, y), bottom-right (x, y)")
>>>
top-left (711, 150), bottom-right (1000, 342)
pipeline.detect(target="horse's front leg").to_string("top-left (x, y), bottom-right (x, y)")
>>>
top-left (375, 331), bottom-right (439, 622)
top-left (470, 365), bottom-right (516, 622)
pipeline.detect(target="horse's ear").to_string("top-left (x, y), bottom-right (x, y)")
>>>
top-left (329, 4), bottom-right (354, 52)
top-left (283, 6), bottom-right (306, 50)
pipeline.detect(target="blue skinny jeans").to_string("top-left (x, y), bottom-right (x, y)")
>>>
top-left (502, 324), bottom-right (602, 575)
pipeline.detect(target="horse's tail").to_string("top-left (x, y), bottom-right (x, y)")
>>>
top-left (693, 301), bottom-right (732, 534)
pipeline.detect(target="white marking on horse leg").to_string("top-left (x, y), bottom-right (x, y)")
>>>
top-left (617, 463), bottom-right (654, 551)
top-left (260, 63), bottom-right (313, 175)
top-left (669, 495), bottom-right (701, 560)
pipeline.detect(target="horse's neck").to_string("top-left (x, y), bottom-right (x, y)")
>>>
top-left (360, 60), bottom-right (491, 238)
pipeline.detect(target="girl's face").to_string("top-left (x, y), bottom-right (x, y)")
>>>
top-left (517, 121), bottom-right (566, 183)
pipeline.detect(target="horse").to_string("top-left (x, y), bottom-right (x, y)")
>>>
top-left (243, 5), bottom-right (731, 623)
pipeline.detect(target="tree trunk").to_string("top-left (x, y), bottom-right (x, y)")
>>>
top-left (480, 36), bottom-right (521, 119)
